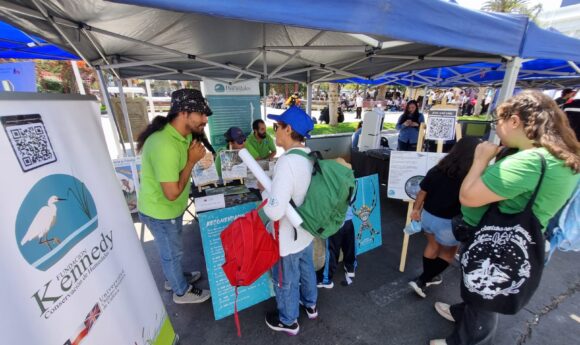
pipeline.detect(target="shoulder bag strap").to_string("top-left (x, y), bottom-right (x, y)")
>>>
top-left (524, 152), bottom-right (547, 212)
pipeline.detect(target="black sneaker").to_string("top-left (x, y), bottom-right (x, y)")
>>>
top-left (408, 278), bottom-right (427, 298)
top-left (265, 312), bottom-right (299, 336)
top-left (299, 301), bottom-right (318, 319)
top-left (426, 275), bottom-right (443, 287)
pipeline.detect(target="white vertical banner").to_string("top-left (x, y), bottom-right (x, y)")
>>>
top-left (0, 93), bottom-right (176, 345)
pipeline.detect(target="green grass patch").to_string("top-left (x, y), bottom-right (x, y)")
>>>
top-left (458, 115), bottom-right (491, 121)
top-left (266, 122), bottom-right (395, 137)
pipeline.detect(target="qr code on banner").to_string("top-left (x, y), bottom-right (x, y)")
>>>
top-left (1, 114), bottom-right (57, 172)
top-left (426, 116), bottom-right (456, 141)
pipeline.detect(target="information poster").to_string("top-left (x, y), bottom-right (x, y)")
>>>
top-left (0, 61), bottom-right (36, 92)
top-left (112, 157), bottom-right (139, 213)
top-left (111, 97), bottom-right (149, 142)
top-left (203, 79), bottom-right (261, 149)
top-left (0, 93), bottom-right (175, 345)
top-left (219, 150), bottom-right (248, 181)
top-left (192, 151), bottom-right (219, 186)
top-left (197, 203), bottom-right (274, 320)
top-left (426, 108), bottom-right (458, 141)
top-left (352, 174), bottom-right (382, 255)
top-left (387, 151), bottom-right (446, 201)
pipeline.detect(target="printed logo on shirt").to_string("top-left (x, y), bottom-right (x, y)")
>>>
top-left (269, 198), bottom-right (279, 207)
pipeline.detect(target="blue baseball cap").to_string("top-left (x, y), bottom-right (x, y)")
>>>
top-left (267, 106), bottom-right (314, 138)
top-left (224, 127), bottom-right (246, 144)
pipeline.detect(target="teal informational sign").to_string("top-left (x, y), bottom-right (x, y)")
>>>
top-left (197, 203), bottom-right (274, 320)
top-left (353, 174), bottom-right (382, 255)
top-left (203, 79), bottom-right (261, 150)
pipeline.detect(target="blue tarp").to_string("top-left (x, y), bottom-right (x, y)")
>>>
top-left (0, 21), bottom-right (77, 60)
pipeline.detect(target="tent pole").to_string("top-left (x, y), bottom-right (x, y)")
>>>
top-left (262, 24), bottom-right (268, 121)
top-left (491, 57), bottom-right (522, 143)
top-left (421, 86), bottom-right (428, 112)
top-left (115, 78), bottom-right (136, 156)
top-left (96, 68), bottom-right (125, 156)
top-left (306, 71), bottom-right (313, 116)
top-left (145, 79), bottom-right (156, 121)
top-left (71, 61), bottom-right (85, 95)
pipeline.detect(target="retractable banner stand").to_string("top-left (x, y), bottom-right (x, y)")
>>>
top-left (0, 93), bottom-right (176, 345)
top-left (203, 79), bottom-right (261, 149)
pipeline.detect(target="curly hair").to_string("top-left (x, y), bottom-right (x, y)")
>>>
top-left (496, 90), bottom-right (580, 173)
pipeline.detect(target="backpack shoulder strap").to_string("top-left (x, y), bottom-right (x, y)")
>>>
top-left (286, 149), bottom-right (323, 174)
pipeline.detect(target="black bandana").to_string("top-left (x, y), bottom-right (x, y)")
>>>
top-left (168, 89), bottom-right (213, 116)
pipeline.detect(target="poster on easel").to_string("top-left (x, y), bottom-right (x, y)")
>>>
top-left (0, 93), bottom-right (176, 345)
top-left (192, 151), bottom-right (219, 187)
top-left (353, 174), bottom-right (382, 255)
top-left (387, 151), bottom-right (446, 201)
top-left (426, 108), bottom-right (458, 141)
top-left (219, 150), bottom-right (247, 181)
top-left (112, 157), bottom-right (139, 213)
top-left (197, 203), bottom-right (274, 320)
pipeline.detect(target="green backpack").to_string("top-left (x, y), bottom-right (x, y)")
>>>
top-left (287, 150), bottom-right (355, 239)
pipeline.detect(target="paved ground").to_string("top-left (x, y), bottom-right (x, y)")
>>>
top-left (135, 186), bottom-right (580, 345)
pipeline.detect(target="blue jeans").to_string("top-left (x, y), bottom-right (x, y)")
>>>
top-left (271, 242), bottom-right (318, 325)
top-left (139, 213), bottom-right (189, 295)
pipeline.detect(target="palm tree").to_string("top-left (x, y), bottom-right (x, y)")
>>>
top-left (481, 0), bottom-right (543, 20)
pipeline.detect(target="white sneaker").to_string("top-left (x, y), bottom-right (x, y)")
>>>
top-left (434, 302), bottom-right (455, 322)
top-left (344, 266), bottom-right (355, 278)
top-left (173, 284), bottom-right (211, 304)
top-left (429, 339), bottom-right (448, 345)
top-left (316, 281), bottom-right (334, 289)
top-left (164, 271), bottom-right (201, 291)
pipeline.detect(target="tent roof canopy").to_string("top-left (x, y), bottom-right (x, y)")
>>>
top-left (1, 0), bottom-right (580, 84)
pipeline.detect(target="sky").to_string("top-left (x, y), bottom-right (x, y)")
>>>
top-left (454, 0), bottom-right (563, 12)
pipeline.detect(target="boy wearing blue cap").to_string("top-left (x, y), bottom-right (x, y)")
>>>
top-left (214, 127), bottom-right (246, 178)
top-left (259, 107), bottom-right (317, 336)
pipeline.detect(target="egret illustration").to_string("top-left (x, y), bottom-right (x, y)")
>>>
top-left (20, 195), bottom-right (66, 250)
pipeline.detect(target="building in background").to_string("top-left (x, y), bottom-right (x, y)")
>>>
top-left (539, 0), bottom-right (580, 38)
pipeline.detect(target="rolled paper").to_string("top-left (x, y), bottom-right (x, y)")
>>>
top-left (239, 148), bottom-right (304, 228)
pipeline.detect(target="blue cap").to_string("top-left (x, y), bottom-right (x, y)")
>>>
top-left (267, 106), bottom-right (314, 138)
top-left (224, 127), bottom-right (246, 144)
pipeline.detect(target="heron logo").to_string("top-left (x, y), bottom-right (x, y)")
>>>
top-left (214, 83), bottom-right (225, 93)
top-left (15, 174), bottom-right (98, 271)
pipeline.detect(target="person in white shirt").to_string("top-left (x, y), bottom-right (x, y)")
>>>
top-left (355, 93), bottom-right (364, 119)
top-left (261, 106), bottom-right (317, 336)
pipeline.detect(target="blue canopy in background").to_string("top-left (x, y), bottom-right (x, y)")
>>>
top-left (337, 59), bottom-right (580, 88)
top-left (0, 21), bottom-right (77, 60)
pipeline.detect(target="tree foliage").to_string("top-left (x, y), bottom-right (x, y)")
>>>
top-left (481, 0), bottom-right (543, 20)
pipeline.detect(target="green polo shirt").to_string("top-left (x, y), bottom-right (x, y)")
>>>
top-left (461, 147), bottom-right (579, 230)
top-left (138, 124), bottom-right (192, 219)
top-left (245, 132), bottom-right (276, 159)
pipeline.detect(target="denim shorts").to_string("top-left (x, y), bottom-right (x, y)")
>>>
top-left (421, 209), bottom-right (459, 246)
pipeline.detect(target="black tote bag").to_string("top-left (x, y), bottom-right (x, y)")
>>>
top-left (460, 153), bottom-right (546, 315)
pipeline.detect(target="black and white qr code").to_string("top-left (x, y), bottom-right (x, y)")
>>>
top-left (427, 116), bottom-right (456, 141)
top-left (1, 114), bottom-right (57, 172)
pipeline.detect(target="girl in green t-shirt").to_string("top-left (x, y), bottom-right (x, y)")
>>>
top-left (430, 91), bottom-right (580, 345)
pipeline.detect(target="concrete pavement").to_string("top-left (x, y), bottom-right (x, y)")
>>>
top-left (136, 186), bottom-right (580, 345)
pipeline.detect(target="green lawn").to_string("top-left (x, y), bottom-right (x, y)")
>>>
top-left (266, 122), bottom-right (396, 137)
top-left (458, 115), bottom-right (492, 121)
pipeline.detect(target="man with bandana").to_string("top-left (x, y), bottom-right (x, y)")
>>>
top-left (137, 89), bottom-right (212, 304)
